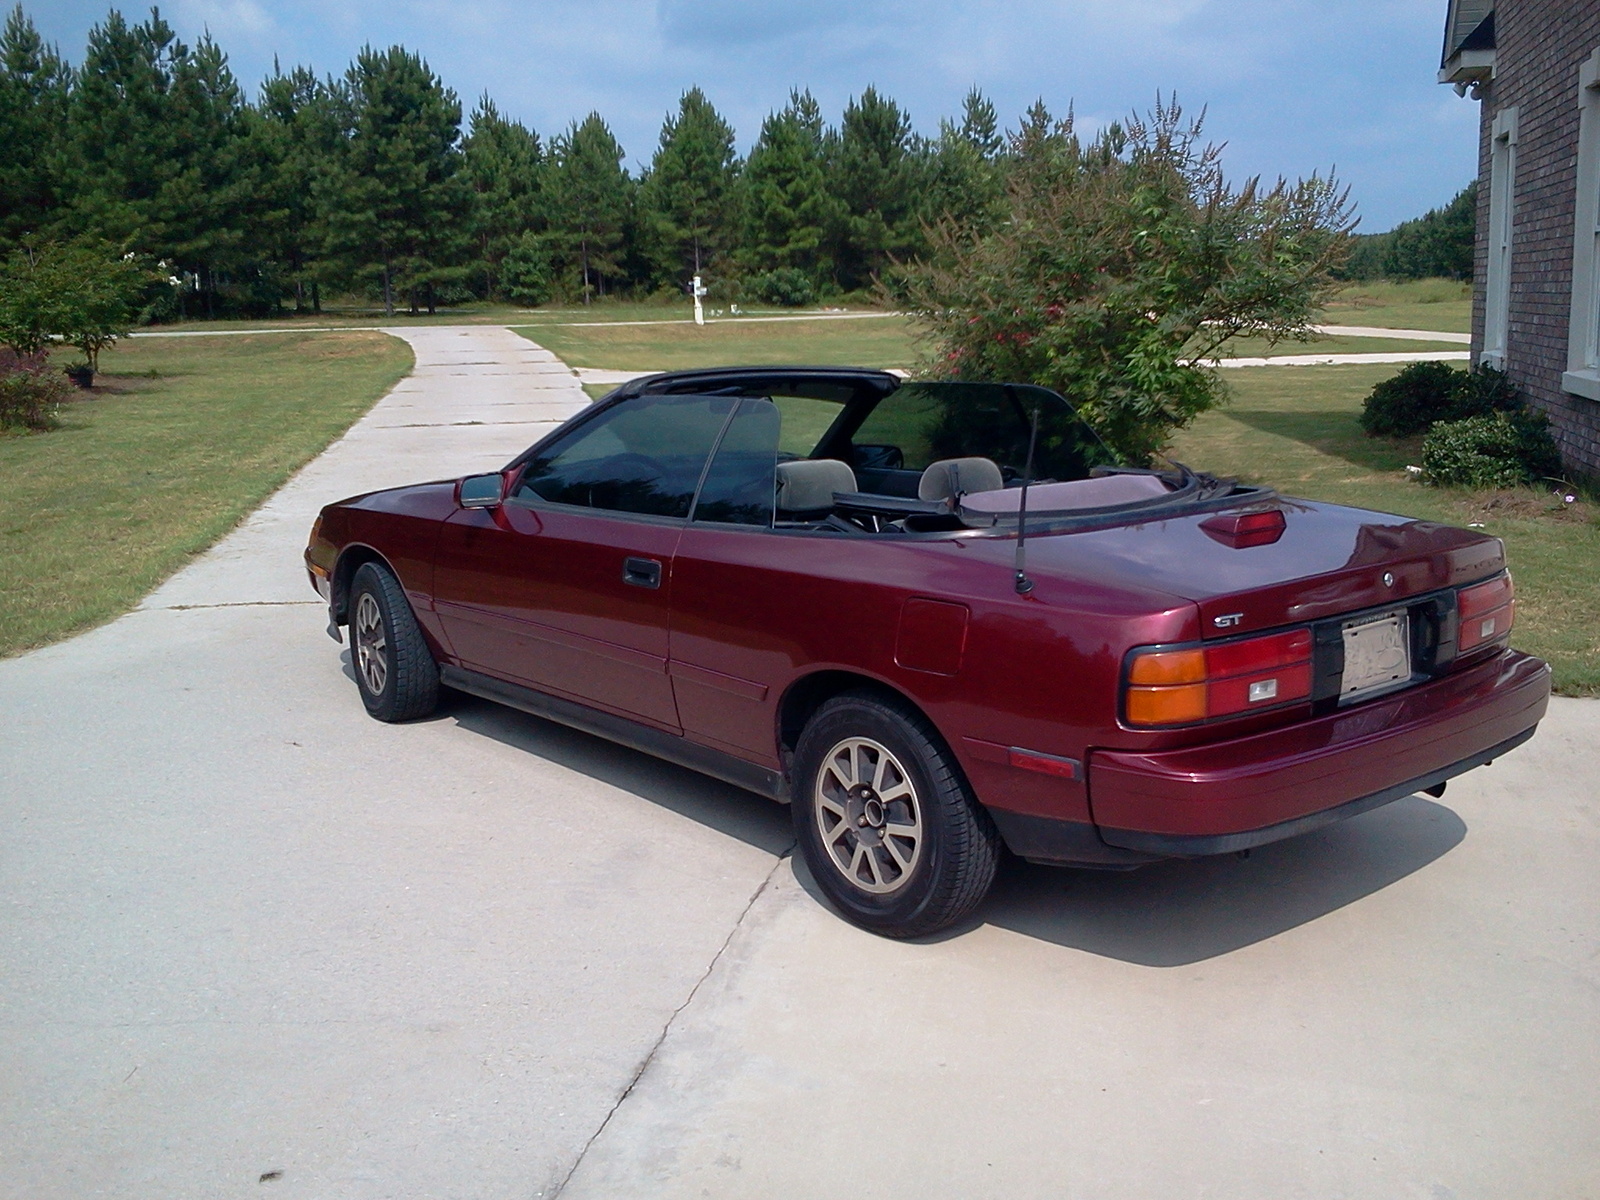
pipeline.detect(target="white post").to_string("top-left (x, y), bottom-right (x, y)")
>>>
top-left (691, 274), bottom-right (707, 326)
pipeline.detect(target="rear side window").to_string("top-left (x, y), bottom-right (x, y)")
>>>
top-left (516, 394), bottom-right (733, 518)
top-left (851, 382), bottom-right (1104, 480)
top-left (693, 398), bottom-right (780, 527)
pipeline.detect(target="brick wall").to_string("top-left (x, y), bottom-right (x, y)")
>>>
top-left (1472, 0), bottom-right (1600, 479)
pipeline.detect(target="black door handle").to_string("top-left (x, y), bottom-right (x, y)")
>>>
top-left (623, 556), bottom-right (662, 589)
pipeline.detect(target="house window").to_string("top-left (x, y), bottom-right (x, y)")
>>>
top-left (1483, 105), bottom-right (1517, 370)
top-left (1565, 50), bottom-right (1600, 402)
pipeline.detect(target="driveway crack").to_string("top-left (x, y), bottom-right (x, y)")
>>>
top-left (547, 845), bottom-right (793, 1198)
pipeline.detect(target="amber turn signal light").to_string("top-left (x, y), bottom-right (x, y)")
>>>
top-left (1124, 627), bottom-right (1313, 727)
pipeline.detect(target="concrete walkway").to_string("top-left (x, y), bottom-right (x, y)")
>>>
top-left (2, 328), bottom-right (1596, 1199)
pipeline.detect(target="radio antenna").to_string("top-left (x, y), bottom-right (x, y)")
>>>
top-left (1014, 400), bottom-right (1040, 596)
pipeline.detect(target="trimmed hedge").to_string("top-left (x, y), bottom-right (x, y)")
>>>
top-left (1360, 362), bottom-right (1519, 438)
top-left (1420, 409), bottom-right (1564, 489)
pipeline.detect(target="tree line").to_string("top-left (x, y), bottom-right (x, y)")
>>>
top-left (1340, 182), bottom-right (1476, 282)
top-left (0, 4), bottom-right (1020, 317)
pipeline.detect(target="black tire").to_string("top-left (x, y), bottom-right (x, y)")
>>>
top-left (348, 561), bottom-right (440, 722)
top-left (792, 691), bottom-right (1000, 937)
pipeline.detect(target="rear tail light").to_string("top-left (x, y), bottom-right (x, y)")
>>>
top-left (1125, 627), bottom-right (1313, 727)
top-left (1458, 573), bottom-right (1514, 652)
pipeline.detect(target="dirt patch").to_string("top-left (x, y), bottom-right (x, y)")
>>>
top-left (1455, 487), bottom-right (1595, 526)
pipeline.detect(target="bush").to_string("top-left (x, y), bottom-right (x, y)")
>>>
top-left (748, 268), bottom-right (816, 307)
top-left (1360, 362), bottom-right (1519, 437)
top-left (1420, 410), bottom-right (1564, 489)
top-left (0, 349), bottom-right (70, 432)
top-left (891, 99), bottom-right (1354, 464)
top-left (501, 232), bottom-right (554, 306)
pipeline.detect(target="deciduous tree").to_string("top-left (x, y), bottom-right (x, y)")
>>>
top-left (893, 99), bottom-right (1354, 463)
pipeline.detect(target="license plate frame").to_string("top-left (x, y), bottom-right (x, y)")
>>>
top-left (1340, 609), bottom-right (1412, 703)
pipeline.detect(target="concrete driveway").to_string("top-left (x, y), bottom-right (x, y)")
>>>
top-left (1, 327), bottom-right (1596, 1199)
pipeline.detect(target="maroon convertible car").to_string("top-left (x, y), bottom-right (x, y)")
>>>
top-left (305, 367), bottom-right (1549, 937)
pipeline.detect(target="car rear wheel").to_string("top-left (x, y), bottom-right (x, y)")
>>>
top-left (349, 561), bottom-right (440, 722)
top-left (792, 692), bottom-right (1000, 937)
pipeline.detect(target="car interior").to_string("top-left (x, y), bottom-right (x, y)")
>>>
top-left (567, 370), bottom-right (1193, 535)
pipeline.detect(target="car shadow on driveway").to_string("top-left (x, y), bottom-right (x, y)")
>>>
top-left (967, 796), bottom-right (1466, 965)
top-left (442, 691), bottom-right (796, 857)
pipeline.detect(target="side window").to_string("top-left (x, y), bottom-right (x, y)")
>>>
top-left (516, 394), bottom-right (733, 518)
top-left (771, 393), bottom-right (846, 458)
top-left (850, 386), bottom-right (942, 470)
top-left (693, 399), bottom-right (779, 527)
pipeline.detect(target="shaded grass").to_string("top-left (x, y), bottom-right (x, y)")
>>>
top-left (516, 315), bottom-right (921, 371)
top-left (1170, 365), bottom-right (1600, 694)
top-left (0, 331), bottom-right (412, 656)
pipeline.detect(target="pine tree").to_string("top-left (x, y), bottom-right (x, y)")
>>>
top-left (546, 113), bottom-right (631, 303)
top-left (830, 86), bottom-right (920, 291)
top-left (921, 89), bottom-right (1006, 239)
top-left (462, 96), bottom-right (543, 299)
top-left (250, 63), bottom-right (345, 312)
top-left (740, 90), bottom-right (834, 282)
top-left (639, 87), bottom-right (738, 288)
top-left (319, 45), bottom-right (474, 315)
top-left (60, 10), bottom-right (252, 316)
top-left (0, 4), bottom-right (69, 251)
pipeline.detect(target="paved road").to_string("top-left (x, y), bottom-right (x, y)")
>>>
top-left (2, 327), bottom-right (1596, 1199)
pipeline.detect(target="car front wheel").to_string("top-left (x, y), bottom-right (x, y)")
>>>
top-left (792, 692), bottom-right (1000, 937)
top-left (349, 561), bottom-right (440, 722)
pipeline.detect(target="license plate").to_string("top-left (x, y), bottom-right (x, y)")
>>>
top-left (1341, 610), bottom-right (1411, 701)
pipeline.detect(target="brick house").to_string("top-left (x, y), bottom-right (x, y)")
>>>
top-left (1440, 0), bottom-right (1600, 479)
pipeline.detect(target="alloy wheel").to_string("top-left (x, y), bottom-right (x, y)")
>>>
top-left (354, 591), bottom-right (388, 696)
top-left (813, 736), bottom-right (924, 895)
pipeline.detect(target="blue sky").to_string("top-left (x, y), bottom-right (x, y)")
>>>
top-left (28, 0), bottom-right (1475, 231)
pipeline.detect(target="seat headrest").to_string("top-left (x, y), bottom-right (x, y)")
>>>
top-left (776, 459), bottom-right (857, 513)
top-left (918, 457), bottom-right (1004, 503)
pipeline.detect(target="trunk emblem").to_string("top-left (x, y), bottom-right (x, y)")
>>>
top-left (1214, 613), bottom-right (1243, 628)
top-left (1383, 572), bottom-right (1395, 587)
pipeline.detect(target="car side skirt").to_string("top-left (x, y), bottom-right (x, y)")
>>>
top-left (1097, 725), bottom-right (1536, 858)
top-left (440, 665), bottom-right (790, 802)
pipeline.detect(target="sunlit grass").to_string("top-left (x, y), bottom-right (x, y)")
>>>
top-left (0, 332), bottom-right (412, 656)
top-left (1318, 278), bottom-right (1473, 333)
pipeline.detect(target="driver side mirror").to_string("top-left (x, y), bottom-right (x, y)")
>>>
top-left (458, 472), bottom-right (505, 509)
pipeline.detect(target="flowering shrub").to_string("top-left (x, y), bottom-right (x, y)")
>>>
top-left (891, 99), bottom-right (1353, 463)
top-left (0, 348), bottom-right (70, 432)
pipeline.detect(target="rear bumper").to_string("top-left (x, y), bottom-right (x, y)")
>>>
top-left (1089, 648), bottom-right (1549, 855)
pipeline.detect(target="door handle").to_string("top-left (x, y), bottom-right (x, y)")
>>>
top-left (623, 556), bottom-right (662, 589)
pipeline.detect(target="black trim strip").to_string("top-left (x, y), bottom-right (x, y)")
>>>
top-left (987, 809), bottom-right (1160, 868)
top-left (441, 665), bottom-right (789, 801)
top-left (1098, 725), bottom-right (1538, 857)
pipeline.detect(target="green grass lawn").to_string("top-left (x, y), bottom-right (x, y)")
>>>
top-left (1169, 364), bottom-right (1599, 695)
top-left (528, 318), bottom-right (1460, 375)
top-left (517, 314), bottom-right (922, 371)
top-left (1317, 278), bottom-right (1472, 333)
top-left (1212, 333), bottom-right (1464, 358)
top-left (0, 331), bottom-right (412, 656)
